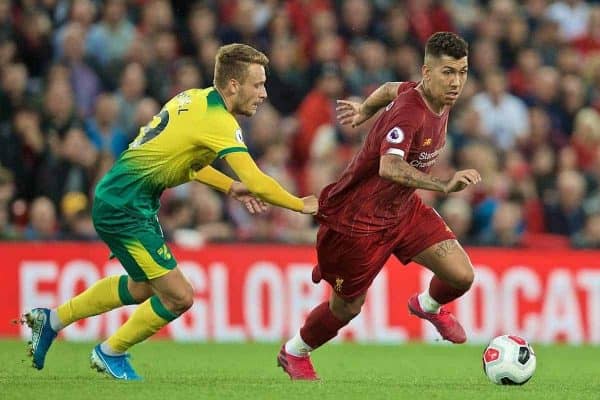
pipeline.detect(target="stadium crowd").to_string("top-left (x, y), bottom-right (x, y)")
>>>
top-left (0, 0), bottom-right (599, 248)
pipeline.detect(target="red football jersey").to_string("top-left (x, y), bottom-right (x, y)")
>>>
top-left (317, 81), bottom-right (450, 236)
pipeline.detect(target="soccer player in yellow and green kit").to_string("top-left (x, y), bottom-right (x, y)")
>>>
top-left (23, 44), bottom-right (318, 380)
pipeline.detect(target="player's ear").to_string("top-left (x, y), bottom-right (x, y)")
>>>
top-left (229, 78), bottom-right (239, 94)
top-left (422, 64), bottom-right (431, 83)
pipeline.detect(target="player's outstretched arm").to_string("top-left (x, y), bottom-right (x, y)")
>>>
top-left (224, 152), bottom-right (318, 215)
top-left (337, 82), bottom-right (402, 127)
top-left (192, 165), bottom-right (235, 193)
top-left (192, 166), bottom-right (268, 214)
top-left (379, 154), bottom-right (481, 194)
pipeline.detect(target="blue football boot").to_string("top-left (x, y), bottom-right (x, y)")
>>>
top-left (90, 344), bottom-right (142, 381)
top-left (23, 308), bottom-right (58, 370)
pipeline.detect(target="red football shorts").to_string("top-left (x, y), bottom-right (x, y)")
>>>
top-left (313, 202), bottom-right (456, 301)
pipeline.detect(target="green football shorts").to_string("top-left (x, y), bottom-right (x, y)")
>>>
top-left (92, 198), bottom-right (177, 282)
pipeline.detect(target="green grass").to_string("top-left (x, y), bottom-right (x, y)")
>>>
top-left (0, 340), bottom-right (598, 400)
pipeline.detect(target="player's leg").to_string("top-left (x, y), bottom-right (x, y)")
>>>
top-left (279, 226), bottom-right (389, 380)
top-left (100, 267), bottom-right (193, 354)
top-left (91, 268), bottom-right (193, 381)
top-left (24, 230), bottom-right (154, 370)
top-left (392, 199), bottom-right (473, 343)
top-left (91, 218), bottom-right (191, 380)
top-left (291, 290), bottom-right (366, 353)
top-left (407, 238), bottom-right (473, 344)
top-left (278, 291), bottom-right (366, 380)
top-left (412, 238), bottom-right (474, 308)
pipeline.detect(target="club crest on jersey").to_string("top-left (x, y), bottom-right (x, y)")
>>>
top-left (334, 277), bottom-right (344, 292)
top-left (235, 128), bottom-right (244, 144)
top-left (386, 127), bottom-right (404, 144)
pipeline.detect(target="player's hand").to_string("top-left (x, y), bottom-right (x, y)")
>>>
top-left (336, 100), bottom-right (370, 128)
top-left (301, 195), bottom-right (318, 215)
top-left (444, 169), bottom-right (481, 194)
top-left (228, 181), bottom-right (269, 214)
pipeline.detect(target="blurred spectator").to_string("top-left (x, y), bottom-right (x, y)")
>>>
top-left (439, 197), bottom-right (474, 244)
top-left (60, 191), bottom-right (96, 240)
top-left (244, 103), bottom-right (283, 159)
top-left (293, 61), bottom-right (344, 172)
top-left (84, 93), bottom-right (128, 159)
top-left (60, 22), bottom-right (101, 117)
top-left (146, 30), bottom-right (178, 103)
top-left (2, 108), bottom-right (49, 201)
top-left (37, 127), bottom-right (99, 205)
top-left (470, 38), bottom-right (500, 78)
top-left (15, 9), bottom-right (53, 79)
top-left (0, 63), bottom-right (35, 124)
top-left (507, 47), bottom-right (542, 98)
top-left (471, 69), bottom-right (530, 150)
top-left (24, 196), bottom-right (59, 240)
top-left (571, 6), bottom-right (600, 58)
top-left (339, 0), bottom-right (377, 46)
top-left (86, 0), bottom-right (135, 67)
top-left (182, 4), bottom-right (217, 56)
top-left (218, 0), bottom-right (262, 49)
top-left (130, 96), bottom-right (160, 138)
top-left (169, 58), bottom-right (203, 98)
top-left (544, 169), bottom-right (587, 236)
top-left (42, 80), bottom-right (80, 139)
top-left (476, 200), bottom-right (524, 247)
top-left (115, 62), bottom-right (146, 135)
top-left (346, 39), bottom-right (395, 97)
top-left (499, 14), bottom-right (530, 69)
top-left (53, 0), bottom-right (96, 60)
top-left (0, 37), bottom-right (17, 70)
top-left (0, 0), bottom-right (13, 40)
top-left (389, 43), bottom-right (421, 82)
top-left (195, 35), bottom-right (221, 85)
top-left (264, 38), bottom-right (308, 116)
top-left (532, 18), bottom-right (561, 65)
top-left (571, 212), bottom-right (600, 248)
top-left (188, 184), bottom-right (234, 244)
top-left (407, 0), bottom-right (454, 46)
top-left (0, 167), bottom-right (19, 240)
top-left (559, 74), bottom-right (588, 135)
top-left (160, 197), bottom-right (194, 240)
top-left (382, 6), bottom-right (410, 47)
top-left (546, 0), bottom-right (591, 41)
top-left (137, 0), bottom-right (174, 37)
top-left (570, 107), bottom-right (600, 169)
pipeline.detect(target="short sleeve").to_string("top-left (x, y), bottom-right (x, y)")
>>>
top-left (379, 103), bottom-right (424, 158)
top-left (396, 81), bottom-right (416, 96)
top-left (201, 113), bottom-right (249, 158)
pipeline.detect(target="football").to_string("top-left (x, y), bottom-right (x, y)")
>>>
top-left (482, 335), bottom-right (536, 385)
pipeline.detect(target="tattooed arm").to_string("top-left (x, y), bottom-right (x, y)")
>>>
top-left (379, 154), bottom-right (482, 194)
top-left (337, 82), bottom-right (402, 128)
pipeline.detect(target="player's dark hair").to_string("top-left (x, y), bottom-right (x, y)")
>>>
top-left (214, 44), bottom-right (269, 89)
top-left (425, 32), bottom-right (468, 60)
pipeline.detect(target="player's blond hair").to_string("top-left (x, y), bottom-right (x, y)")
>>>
top-left (213, 44), bottom-right (269, 89)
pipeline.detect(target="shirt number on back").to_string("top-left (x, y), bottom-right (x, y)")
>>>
top-left (129, 109), bottom-right (170, 149)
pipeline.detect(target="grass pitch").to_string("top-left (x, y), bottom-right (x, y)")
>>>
top-left (0, 339), bottom-right (597, 400)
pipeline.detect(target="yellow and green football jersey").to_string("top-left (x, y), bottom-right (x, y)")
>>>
top-left (95, 88), bottom-right (247, 217)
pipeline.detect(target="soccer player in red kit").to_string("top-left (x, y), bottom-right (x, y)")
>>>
top-left (277, 32), bottom-right (481, 380)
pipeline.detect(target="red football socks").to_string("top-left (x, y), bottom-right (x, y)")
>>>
top-left (299, 302), bottom-right (348, 349)
top-left (429, 275), bottom-right (469, 304)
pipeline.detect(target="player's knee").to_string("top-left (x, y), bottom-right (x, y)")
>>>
top-left (342, 297), bottom-right (365, 319)
top-left (169, 284), bottom-right (195, 314)
top-left (128, 281), bottom-right (153, 303)
top-left (330, 299), bottom-right (362, 322)
top-left (454, 267), bottom-right (474, 290)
